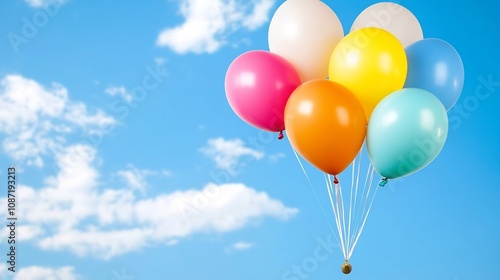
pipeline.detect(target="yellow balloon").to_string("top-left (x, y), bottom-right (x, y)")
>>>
top-left (329, 27), bottom-right (407, 121)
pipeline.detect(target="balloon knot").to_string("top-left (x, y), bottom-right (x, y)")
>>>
top-left (379, 177), bottom-right (388, 187)
top-left (333, 175), bottom-right (339, 185)
top-left (278, 131), bottom-right (284, 140)
top-left (341, 261), bottom-right (352, 274)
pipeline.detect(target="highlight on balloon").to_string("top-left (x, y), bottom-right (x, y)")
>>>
top-left (224, 0), bottom-right (463, 274)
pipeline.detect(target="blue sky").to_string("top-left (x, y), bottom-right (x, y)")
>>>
top-left (0, 0), bottom-right (499, 279)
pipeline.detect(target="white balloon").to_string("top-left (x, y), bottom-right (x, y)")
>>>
top-left (350, 2), bottom-right (423, 47)
top-left (268, 0), bottom-right (344, 82)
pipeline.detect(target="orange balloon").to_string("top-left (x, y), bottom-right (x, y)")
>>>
top-left (285, 80), bottom-right (366, 175)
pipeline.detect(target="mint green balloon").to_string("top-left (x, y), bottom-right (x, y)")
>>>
top-left (367, 88), bottom-right (448, 179)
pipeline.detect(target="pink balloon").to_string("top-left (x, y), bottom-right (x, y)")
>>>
top-left (225, 50), bottom-right (301, 132)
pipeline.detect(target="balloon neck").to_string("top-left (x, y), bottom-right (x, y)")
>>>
top-left (333, 175), bottom-right (339, 185)
top-left (278, 131), bottom-right (284, 140)
top-left (379, 177), bottom-right (388, 187)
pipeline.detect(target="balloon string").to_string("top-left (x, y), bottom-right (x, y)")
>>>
top-left (346, 147), bottom-right (362, 260)
top-left (350, 161), bottom-right (371, 252)
top-left (290, 143), bottom-right (380, 261)
top-left (351, 158), bottom-right (371, 250)
top-left (347, 166), bottom-right (379, 259)
top-left (349, 148), bottom-right (363, 252)
top-left (290, 147), bottom-right (343, 253)
top-left (337, 177), bottom-right (348, 259)
top-left (326, 174), bottom-right (347, 259)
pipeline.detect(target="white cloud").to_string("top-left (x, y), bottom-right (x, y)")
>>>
top-left (19, 144), bottom-right (99, 231)
top-left (14, 266), bottom-right (79, 280)
top-left (105, 86), bottom-right (134, 103)
top-left (232, 242), bottom-right (254, 250)
top-left (242, 0), bottom-right (274, 30)
top-left (154, 57), bottom-right (168, 67)
top-left (116, 165), bottom-right (172, 193)
top-left (3, 143), bottom-right (297, 259)
top-left (0, 264), bottom-right (79, 280)
top-left (18, 225), bottom-right (45, 241)
top-left (166, 239), bottom-right (179, 246)
top-left (38, 228), bottom-right (152, 259)
top-left (116, 165), bottom-right (156, 193)
top-left (157, 0), bottom-right (275, 54)
top-left (269, 152), bottom-right (286, 163)
top-left (200, 138), bottom-right (264, 174)
top-left (24, 0), bottom-right (67, 8)
top-left (64, 103), bottom-right (115, 128)
top-left (0, 75), bottom-right (116, 167)
top-left (0, 75), bottom-right (297, 260)
top-left (225, 241), bottom-right (254, 254)
top-left (161, 169), bottom-right (172, 177)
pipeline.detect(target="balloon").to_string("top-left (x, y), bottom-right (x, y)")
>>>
top-left (268, 0), bottom-right (344, 82)
top-left (225, 50), bottom-right (301, 132)
top-left (285, 80), bottom-right (366, 175)
top-left (329, 27), bottom-right (407, 122)
top-left (367, 88), bottom-right (448, 179)
top-left (351, 2), bottom-right (423, 47)
top-left (404, 38), bottom-right (464, 110)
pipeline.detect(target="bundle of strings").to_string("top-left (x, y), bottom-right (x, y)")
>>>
top-left (292, 146), bottom-right (381, 263)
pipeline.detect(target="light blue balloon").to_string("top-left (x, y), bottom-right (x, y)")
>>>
top-left (404, 38), bottom-right (464, 111)
top-left (367, 88), bottom-right (448, 179)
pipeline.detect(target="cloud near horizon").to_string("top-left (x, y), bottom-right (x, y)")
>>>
top-left (0, 74), bottom-right (298, 260)
top-left (11, 144), bottom-right (297, 259)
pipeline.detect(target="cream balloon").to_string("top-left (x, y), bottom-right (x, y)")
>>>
top-left (350, 2), bottom-right (423, 47)
top-left (268, 0), bottom-right (344, 82)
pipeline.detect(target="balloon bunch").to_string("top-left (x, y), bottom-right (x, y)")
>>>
top-left (226, 1), bottom-right (464, 273)
top-left (225, 0), bottom-right (464, 182)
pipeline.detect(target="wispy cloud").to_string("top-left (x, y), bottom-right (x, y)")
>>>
top-left (0, 75), bottom-right (115, 167)
top-left (116, 165), bottom-right (157, 193)
top-left (105, 86), bottom-right (134, 103)
top-left (157, 0), bottom-right (275, 54)
top-left (200, 137), bottom-right (264, 174)
top-left (225, 241), bottom-right (254, 253)
top-left (268, 152), bottom-right (286, 163)
top-left (154, 57), bottom-right (168, 67)
top-left (232, 241), bottom-right (254, 250)
top-left (24, 0), bottom-right (67, 8)
top-left (161, 169), bottom-right (172, 177)
top-left (115, 165), bottom-right (172, 193)
top-left (0, 75), bottom-right (297, 260)
top-left (0, 264), bottom-right (79, 280)
top-left (11, 145), bottom-right (296, 259)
